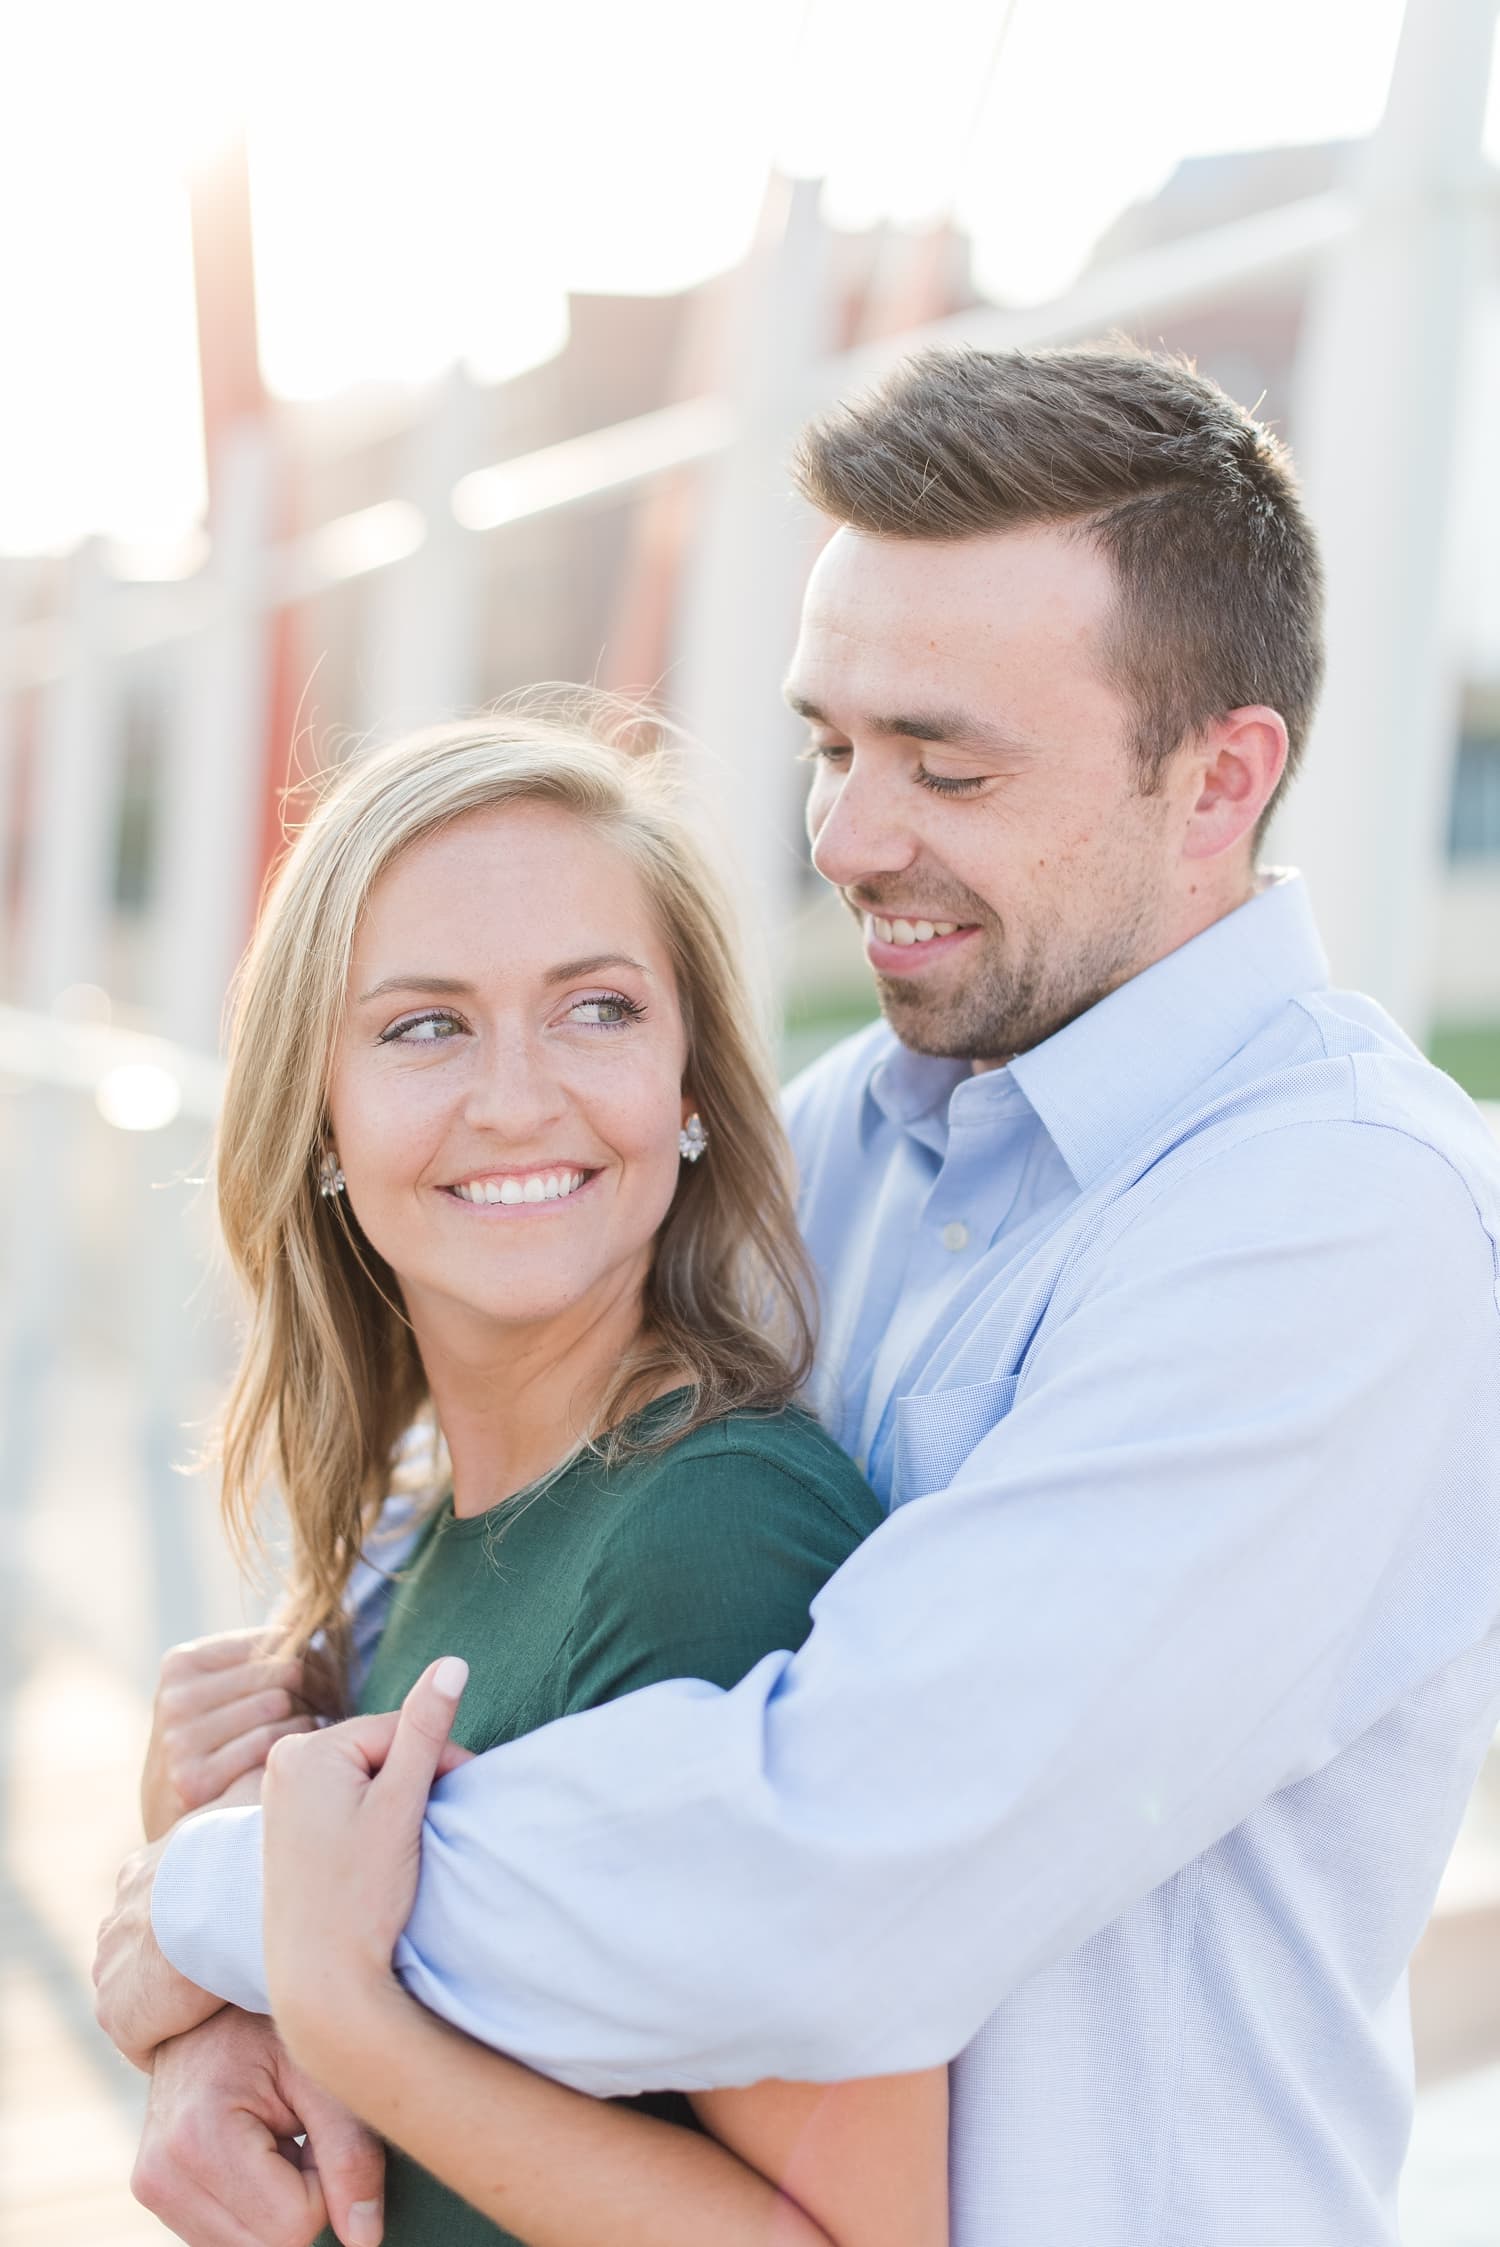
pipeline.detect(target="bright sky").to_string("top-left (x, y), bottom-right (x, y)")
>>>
top-left (0, 0), bottom-right (1487, 553)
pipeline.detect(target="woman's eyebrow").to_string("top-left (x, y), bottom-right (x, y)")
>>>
top-left (543, 952), bottom-right (650, 985)
top-left (357, 956), bottom-right (650, 1005)
top-left (356, 973), bottom-right (474, 1004)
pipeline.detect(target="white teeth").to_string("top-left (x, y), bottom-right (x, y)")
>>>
top-left (871, 914), bottom-right (960, 947)
top-left (455, 1169), bottom-right (587, 1205)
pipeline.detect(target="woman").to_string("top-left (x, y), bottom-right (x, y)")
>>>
top-left (154, 697), bottom-right (947, 2247)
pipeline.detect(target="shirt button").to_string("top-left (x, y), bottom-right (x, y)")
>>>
top-left (941, 1220), bottom-right (970, 1252)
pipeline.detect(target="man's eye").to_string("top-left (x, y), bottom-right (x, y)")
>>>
top-left (797, 741), bottom-right (851, 764)
top-left (379, 1010), bottom-right (465, 1044)
top-left (915, 767), bottom-right (986, 798)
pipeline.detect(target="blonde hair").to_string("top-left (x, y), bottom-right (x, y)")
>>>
top-left (215, 692), bottom-right (815, 1678)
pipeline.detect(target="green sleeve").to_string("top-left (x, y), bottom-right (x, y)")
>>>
top-left (562, 1446), bottom-right (877, 1711)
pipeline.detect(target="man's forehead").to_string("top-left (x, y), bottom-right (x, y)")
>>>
top-left (788, 521), bottom-right (1116, 714)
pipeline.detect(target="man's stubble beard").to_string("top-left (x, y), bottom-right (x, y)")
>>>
top-left (873, 901), bottom-right (1157, 1065)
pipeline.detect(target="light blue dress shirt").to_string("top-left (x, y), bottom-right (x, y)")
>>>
top-left (155, 875), bottom-right (1500, 2247)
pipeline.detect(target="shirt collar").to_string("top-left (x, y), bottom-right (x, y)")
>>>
top-left (1007, 872), bottom-right (1329, 1189)
top-left (862, 872), bottom-right (1329, 1184)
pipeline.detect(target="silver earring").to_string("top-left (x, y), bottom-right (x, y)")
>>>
top-left (678, 1113), bottom-right (708, 1164)
top-left (318, 1150), bottom-right (347, 1198)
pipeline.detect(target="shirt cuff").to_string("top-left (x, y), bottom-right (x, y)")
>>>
top-left (152, 1804), bottom-right (271, 2015)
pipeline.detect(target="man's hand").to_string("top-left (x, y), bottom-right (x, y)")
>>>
top-left (93, 1836), bottom-right (222, 2069)
top-left (143, 1628), bottom-right (335, 1842)
top-left (132, 2007), bottom-right (386, 2247)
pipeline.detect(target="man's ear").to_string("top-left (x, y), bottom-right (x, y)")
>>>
top-left (1182, 706), bottom-right (1289, 862)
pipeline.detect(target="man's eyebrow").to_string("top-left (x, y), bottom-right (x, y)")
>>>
top-left (357, 955), bottom-right (649, 1005)
top-left (783, 689), bottom-right (1039, 755)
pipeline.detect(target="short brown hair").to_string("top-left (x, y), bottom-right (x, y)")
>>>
top-left (792, 344), bottom-right (1324, 834)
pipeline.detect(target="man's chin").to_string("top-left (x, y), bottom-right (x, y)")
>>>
top-left (874, 984), bottom-right (999, 1063)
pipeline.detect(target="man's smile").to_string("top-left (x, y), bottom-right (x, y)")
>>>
top-left (863, 915), bottom-right (979, 973)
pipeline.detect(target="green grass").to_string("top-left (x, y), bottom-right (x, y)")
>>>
top-left (1429, 1023), bottom-right (1500, 1101)
top-left (779, 1000), bottom-right (879, 1083)
top-left (782, 999), bottom-right (1500, 1106)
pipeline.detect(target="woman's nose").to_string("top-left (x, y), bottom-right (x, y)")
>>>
top-left (463, 1031), bottom-right (568, 1139)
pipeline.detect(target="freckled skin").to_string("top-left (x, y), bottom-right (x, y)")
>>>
top-left (328, 803), bottom-right (692, 1367)
top-left (788, 525), bottom-right (1287, 1064)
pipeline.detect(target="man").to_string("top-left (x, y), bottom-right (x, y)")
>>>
top-left (98, 344), bottom-right (1500, 2246)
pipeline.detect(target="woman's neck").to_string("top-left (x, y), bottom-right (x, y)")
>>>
top-left (413, 1266), bottom-right (661, 1518)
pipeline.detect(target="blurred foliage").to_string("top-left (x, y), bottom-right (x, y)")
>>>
top-left (779, 996), bottom-right (879, 1084)
top-left (1430, 1023), bottom-right (1500, 1101)
top-left (784, 1003), bottom-right (1500, 1106)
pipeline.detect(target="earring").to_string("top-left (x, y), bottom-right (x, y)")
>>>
top-left (318, 1150), bottom-right (347, 1198)
top-left (678, 1113), bottom-right (708, 1164)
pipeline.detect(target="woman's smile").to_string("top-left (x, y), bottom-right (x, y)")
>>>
top-left (444, 1165), bottom-right (599, 1209)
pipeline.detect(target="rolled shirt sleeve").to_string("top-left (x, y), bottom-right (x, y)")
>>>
top-left (154, 1120), bottom-right (1500, 2090)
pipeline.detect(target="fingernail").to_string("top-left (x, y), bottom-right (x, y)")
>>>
top-left (433, 1656), bottom-right (468, 1701)
top-left (347, 2199), bottom-right (383, 2246)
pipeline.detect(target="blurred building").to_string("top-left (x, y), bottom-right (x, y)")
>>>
top-left (1, 190), bottom-right (975, 1045)
top-left (1092, 139), bottom-right (1500, 1069)
top-left (2, 147), bottom-right (1498, 1078)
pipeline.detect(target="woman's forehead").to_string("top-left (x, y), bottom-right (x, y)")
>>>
top-left (353, 803), bottom-right (671, 972)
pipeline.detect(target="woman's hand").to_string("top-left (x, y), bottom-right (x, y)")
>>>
top-left (141, 1627), bottom-right (338, 1842)
top-left (262, 1658), bottom-right (472, 2085)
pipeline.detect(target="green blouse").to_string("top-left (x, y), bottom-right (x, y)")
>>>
top-left (335, 1395), bottom-right (882, 2247)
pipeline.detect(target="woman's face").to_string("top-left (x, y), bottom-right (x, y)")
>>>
top-left (326, 800), bottom-right (692, 1351)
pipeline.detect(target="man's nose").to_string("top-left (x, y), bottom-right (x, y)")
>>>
top-left (807, 767), bottom-right (917, 890)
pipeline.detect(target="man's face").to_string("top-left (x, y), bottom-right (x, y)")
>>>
top-left (787, 523), bottom-right (1197, 1064)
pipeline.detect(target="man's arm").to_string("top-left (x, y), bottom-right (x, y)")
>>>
top-left (155, 1121), bottom-right (1500, 2092)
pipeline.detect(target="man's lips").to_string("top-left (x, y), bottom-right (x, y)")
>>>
top-left (861, 914), bottom-right (979, 974)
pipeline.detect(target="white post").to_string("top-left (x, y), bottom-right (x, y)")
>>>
top-left (17, 540), bottom-right (121, 1010)
top-left (151, 424), bottom-right (276, 1052)
top-left (0, 559), bottom-right (21, 999)
top-left (671, 177), bottom-right (832, 994)
top-left (2, 539), bottom-right (121, 1575)
top-left (361, 365), bottom-right (484, 739)
top-left (1278, 0), bottom-right (1500, 1038)
top-left (137, 426), bottom-right (278, 1654)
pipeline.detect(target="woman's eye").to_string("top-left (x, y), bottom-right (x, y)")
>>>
top-left (569, 993), bottom-right (646, 1029)
top-left (379, 1009), bottom-right (465, 1045)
